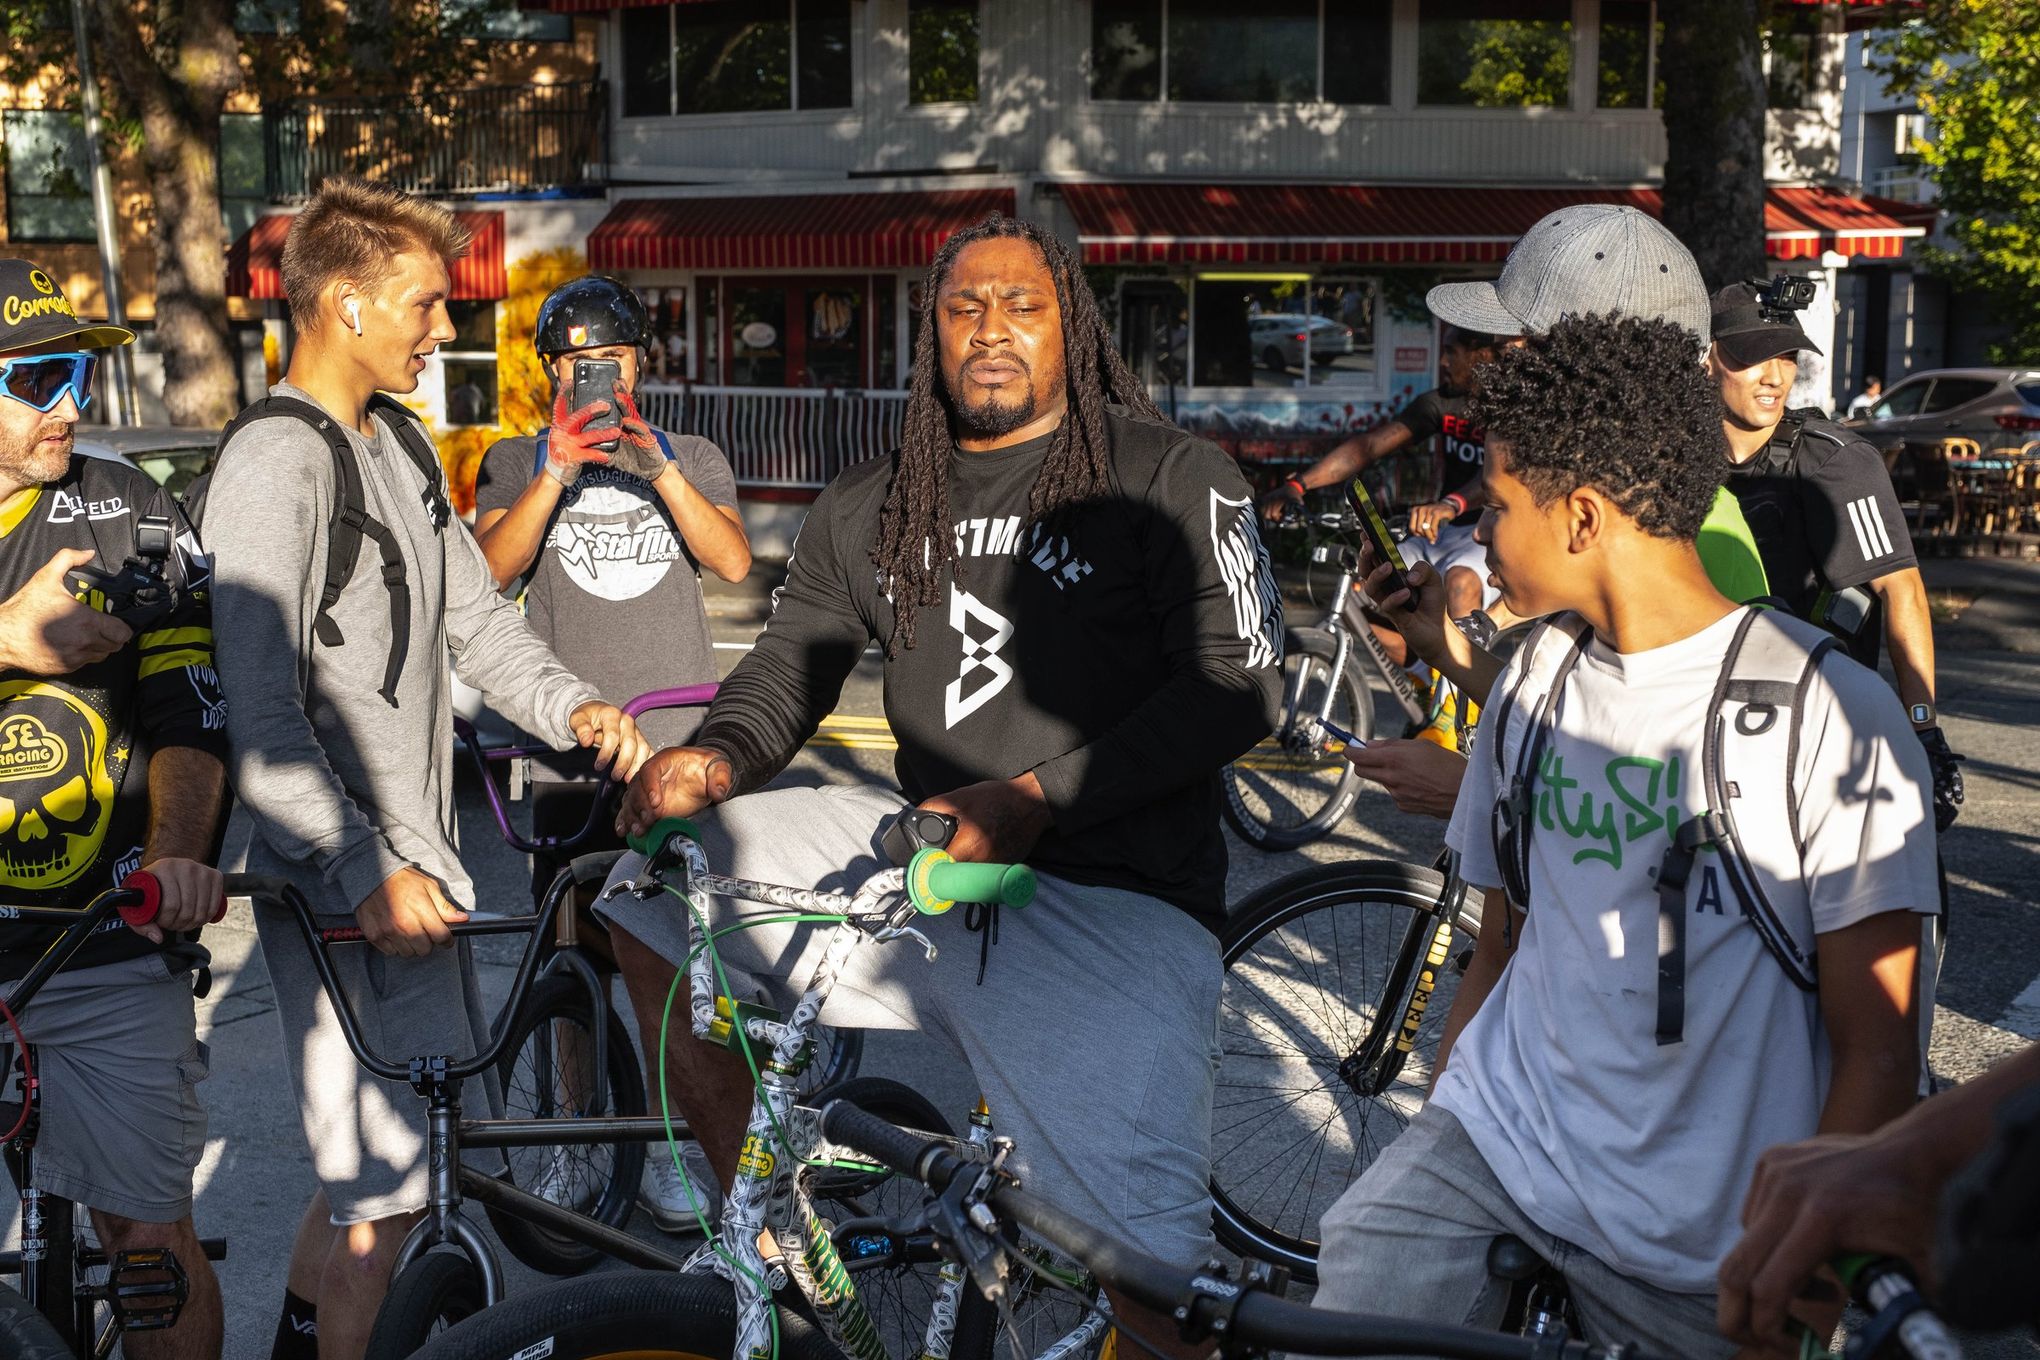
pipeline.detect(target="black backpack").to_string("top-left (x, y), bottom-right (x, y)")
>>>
top-left (194, 394), bottom-right (451, 708)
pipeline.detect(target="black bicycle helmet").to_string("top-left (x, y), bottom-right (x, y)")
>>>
top-left (534, 275), bottom-right (652, 358)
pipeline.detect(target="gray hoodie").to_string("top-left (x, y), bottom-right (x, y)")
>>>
top-left (207, 383), bottom-right (599, 916)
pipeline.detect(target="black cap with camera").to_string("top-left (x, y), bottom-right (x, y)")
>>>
top-left (1709, 276), bottom-right (1823, 371)
top-left (534, 275), bottom-right (652, 360)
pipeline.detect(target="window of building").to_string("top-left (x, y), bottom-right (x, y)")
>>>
top-left (441, 302), bottom-right (499, 428)
top-left (1597, 0), bottom-right (1661, 108)
top-left (1184, 272), bottom-right (1381, 390)
top-left (438, 0), bottom-right (575, 40)
top-left (910, 0), bottom-right (979, 104)
top-left (234, 0), bottom-right (297, 33)
top-left (1417, 0), bottom-right (1574, 108)
top-left (1089, 0), bottom-right (1391, 106)
top-left (219, 113), bottom-right (268, 241)
top-left (1762, 7), bottom-right (1822, 110)
top-left (636, 287), bottom-right (690, 381)
top-left (3, 111), bottom-right (94, 243)
top-left (622, 0), bottom-right (853, 117)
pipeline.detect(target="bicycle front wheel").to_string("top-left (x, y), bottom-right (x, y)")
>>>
top-left (1212, 859), bottom-right (1462, 1281)
top-left (1222, 627), bottom-right (1373, 851)
top-left (411, 1272), bottom-right (845, 1360)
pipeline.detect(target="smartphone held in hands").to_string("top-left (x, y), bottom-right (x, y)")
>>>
top-left (571, 358), bottom-right (624, 452)
top-left (1348, 477), bottom-right (1414, 598)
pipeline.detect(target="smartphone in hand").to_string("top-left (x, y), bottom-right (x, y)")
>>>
top-left (571, 358), bottom-right (624, 453)
top-left (1348, 477), bottom-right (1414, 598)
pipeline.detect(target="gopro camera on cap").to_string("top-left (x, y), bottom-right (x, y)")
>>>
top-left (1753, 275), bottom-right (1817, 323)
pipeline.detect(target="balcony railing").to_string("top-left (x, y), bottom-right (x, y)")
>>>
top-left (265, 80), bottom-right (607, 200)
top-left (636, 384), bottom-right (908, 489)
top-left (1867, 164), bottom-right (1937, 205)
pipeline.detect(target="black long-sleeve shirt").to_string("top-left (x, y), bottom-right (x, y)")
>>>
top-left (697, 409), bottom-right (1284, 928)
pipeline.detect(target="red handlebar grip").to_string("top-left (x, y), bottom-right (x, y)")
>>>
top-left (119, 870), bottom-right (162, 928)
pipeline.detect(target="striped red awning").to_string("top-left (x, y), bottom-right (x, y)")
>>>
top-left (1062, 183), bottom-right (1928, 267)
top-left (587, 187), bottom-right (1016, 271)
top-left (226, 209), bottom-right (508, 300)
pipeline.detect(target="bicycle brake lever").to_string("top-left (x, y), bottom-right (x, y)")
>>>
top-left (872, 922), bottom-right (936, 960)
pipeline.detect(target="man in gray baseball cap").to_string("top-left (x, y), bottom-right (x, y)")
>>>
top-left (1428, 203), bottom-right (1713, 345)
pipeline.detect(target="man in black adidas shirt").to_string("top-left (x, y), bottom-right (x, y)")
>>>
top-left (599, 215), bottom-right (1281, 1349)
top-left (0, 258), bottom-right (228, 1360)
top-left (1707, 281), bottom-right (1959, 830)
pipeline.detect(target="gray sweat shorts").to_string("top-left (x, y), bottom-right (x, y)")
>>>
top-left (595, 783), bottom-right (1224, 1270)
top-left (6, 952), bottom-right (209, 1223)
top-left (1314, 1106), bottom-right (1731, 1360)
top-left (1400, 524), bottom-right (1499, 608)
top-left (254, 906), bottom-right (504, 1225)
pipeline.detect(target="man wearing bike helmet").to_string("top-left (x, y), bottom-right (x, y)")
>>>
top-left (473, 274), bottom-right (748, 1229)
top-left (0, 258), bottom-right (229, 1360)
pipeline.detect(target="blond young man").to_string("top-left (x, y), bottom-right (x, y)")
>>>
top-left (203, 180), bottom-right (649, 1360)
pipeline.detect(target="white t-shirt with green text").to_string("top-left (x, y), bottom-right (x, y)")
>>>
top-left (1438, 606), bottom-right (1938, 1294)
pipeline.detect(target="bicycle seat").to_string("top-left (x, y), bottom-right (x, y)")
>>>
top-left (1485, 1234), bottom-right (1546, 1282)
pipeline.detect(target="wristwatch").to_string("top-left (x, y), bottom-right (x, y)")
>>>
top-left (1908, 703), bottom-right (1935, 728)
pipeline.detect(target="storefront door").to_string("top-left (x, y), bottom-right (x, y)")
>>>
top-left (715, 277), bottom-right (872, 388)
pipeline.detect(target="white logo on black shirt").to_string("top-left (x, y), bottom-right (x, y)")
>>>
top-left (1844, 496), bottom-right (1895, 561)
top-left (1209, 490), bottom-right (1282, 670)
top-left (46, 489), bottom-right (128, 523)
top-left (945, 589), bottom-right (1014, 728)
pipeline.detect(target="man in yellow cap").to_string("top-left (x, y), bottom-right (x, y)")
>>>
top-left (0, 258), bottom-right (229, 1360)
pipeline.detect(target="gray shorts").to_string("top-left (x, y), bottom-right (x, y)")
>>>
top-left (1401, 524), bottom-right (1498, 608)
top-left (596, 783), bottom-right (1224, 1269)
top-left (254, 906), bottom-right (503, 1225)
top-left (1314, 1106), bottom-right (1730, 1360)
top-left (8, 952), bottom-right (208, 1223)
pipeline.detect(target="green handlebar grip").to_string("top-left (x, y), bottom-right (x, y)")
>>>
top-left (907, 849), bottom-right (1036, 914)
top-left (627, 816), bottom-right (702, 859)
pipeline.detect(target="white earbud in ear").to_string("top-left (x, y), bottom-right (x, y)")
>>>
top-left (346, 299), bottom-right (363, 336)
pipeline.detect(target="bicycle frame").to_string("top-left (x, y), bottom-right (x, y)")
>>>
top-left (609, 835), bottom-right (1105, 1360)
top-left (0, 891), bottom-right (227, 1357)
top-left (1338, 856), bottom-right (1481, 1100)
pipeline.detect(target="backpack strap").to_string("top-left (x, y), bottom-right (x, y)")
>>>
top-left (1487, 613), bottom-right (1594, 925)
top-left (1651, 608), bottom-right (1831, 1045)
top-left (367, 394), bottom-right (451, 530)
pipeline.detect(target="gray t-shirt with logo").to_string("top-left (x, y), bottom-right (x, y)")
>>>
top-left (476, 427), bottom-right (739, 764)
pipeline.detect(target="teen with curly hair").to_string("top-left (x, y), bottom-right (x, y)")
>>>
top-left (1312, 313), bottom-right (1939, 1359)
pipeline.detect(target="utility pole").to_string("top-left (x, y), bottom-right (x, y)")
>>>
top-left (70, 0), bottom-right (140, 425)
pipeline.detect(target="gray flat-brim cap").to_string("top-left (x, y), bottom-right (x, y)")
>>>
top-left (1428, 204), bottom-right (1711, 347)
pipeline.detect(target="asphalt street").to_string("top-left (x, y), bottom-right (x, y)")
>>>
top-left (7, 555), bottom-right (2039, 1359)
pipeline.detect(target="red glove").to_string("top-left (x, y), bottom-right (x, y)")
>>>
top-left (545, 385), bottom-right (615, 487)
top-left (606, 383), bottom-right (671, 483)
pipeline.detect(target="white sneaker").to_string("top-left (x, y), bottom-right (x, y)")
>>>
top-left (641, 1141), bottom-right (721, 1234)
top-left (526, 1148), bottom-right (602, 1211)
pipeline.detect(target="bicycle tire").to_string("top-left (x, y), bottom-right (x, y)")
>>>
top-left (486, 974), bottom-right (649, 1276)
top-left (409, 1271), bottom-right (845, 1360)
top-left (804, 1077), bottom-right (956, 1360)
top-left (1211, 859), bottom-right (1461, 1282)
top-left (365, 1250), bottom-right (486, 1360)
top-left (1222, 628), bottom-right (1373, 851)
top-left (0, 1283), bottom-right (71, 1360)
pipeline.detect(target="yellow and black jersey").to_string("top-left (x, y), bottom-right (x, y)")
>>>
top-left (0, 453), bottom-right (226, 978)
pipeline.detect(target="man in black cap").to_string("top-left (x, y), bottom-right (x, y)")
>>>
top-left (0, 258), bottom-right (229, 1360)
top-left (1707, 279), bottom-right (1962, 832)
top-left (472, 274), bottom-right (749, 1230)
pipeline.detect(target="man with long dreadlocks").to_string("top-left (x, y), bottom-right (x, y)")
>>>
top-left (597, 215), bottom-right (1283, 1338)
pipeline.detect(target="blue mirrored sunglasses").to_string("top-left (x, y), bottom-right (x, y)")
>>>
top-left (0, 353), bottom-right (97, 414)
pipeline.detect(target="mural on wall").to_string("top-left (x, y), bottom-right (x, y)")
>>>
top-left (1171, 380), bottom-right (1436, 504)
top-left (432, 245), bottom-right (588, 516)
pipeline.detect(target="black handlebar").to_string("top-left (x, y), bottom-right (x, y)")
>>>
top-left (817, 1101), bottom-right (1662, 1360)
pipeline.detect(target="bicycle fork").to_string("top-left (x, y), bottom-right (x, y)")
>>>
top-left (1337, 913), bottom-right (1456, 1098)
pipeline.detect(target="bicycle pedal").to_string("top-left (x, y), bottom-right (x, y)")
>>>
top-left (99, 1246), bottom-right (190, 1331)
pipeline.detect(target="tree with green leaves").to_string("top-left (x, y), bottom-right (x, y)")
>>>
top-left (1873, 0), bottom-right (2040, 363)
top-left (0, 0), bottom-right (525, 426)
